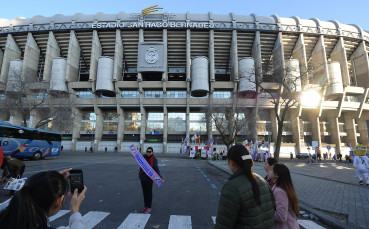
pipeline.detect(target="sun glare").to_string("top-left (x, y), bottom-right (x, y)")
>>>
top-left (301, 91), bottom-right (321, 107)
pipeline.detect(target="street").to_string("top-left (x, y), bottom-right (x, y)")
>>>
top-left (0, 151), bottom-right (331, 229)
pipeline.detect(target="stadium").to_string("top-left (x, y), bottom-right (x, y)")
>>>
top-left (0, 10), bottom-right (369, 156)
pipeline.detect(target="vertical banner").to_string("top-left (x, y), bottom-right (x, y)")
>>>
top-left (129, 145), bottom-right (163, 187)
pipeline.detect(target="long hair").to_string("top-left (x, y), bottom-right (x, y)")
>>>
top-left (227, 144), bottom-right (261, 205)
top-left (266, 157), bottom-right (277, 166)
top-left (273, 164), bottom-right (300, 217)
top-left (0, 171), bottom-right (68, 229)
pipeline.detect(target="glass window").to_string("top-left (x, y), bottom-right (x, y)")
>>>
top-left (167, 91), bottom-right (186, 98)
top-left (124, 112), bottom-right (141, 131)
top-left (80, 121), bottom-right (96, 131)
top-left (82, 112), bottom-right (96, 121)
top-left (282, 121), bottom-right (292, 132)
top-left (0, 94), bottom-right (5, 100)
top-left (213, 91), bottom-right (232, 98)
top-left (168, 113), bottom-right (186, 133)
top-left (344, 95), bottom-right (361, 102)
top-left (146, 122), bottom-right (164, 132)
top-left (103, 122), bottom-right (118, 131)
top-left (148, 113), bottom-right (164, 120)
top-left (34, 92), bottom-right (48, 99)
top-left (189, 123), bottom-right (206, 132)
top-left (76, 91), bottom-right (93, 98)
top-left (190, 113), bottom-right (205, 121)
top-left (144, 91), bottom-right (163, 98)
top-left (103, 112), bottom-right (118, 121)
top-left (125, 112), bottom-right (141, 121)
top-left (121, 91), bottom-right (140, 98)
top-left (168, 113), bottom-right (186, 120)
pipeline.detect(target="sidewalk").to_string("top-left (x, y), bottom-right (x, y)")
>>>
top-left (209, 159), bottom-right (369, 229)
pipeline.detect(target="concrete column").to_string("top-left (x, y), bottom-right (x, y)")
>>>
top-left (207, 90), bottom-right (213, 141)
top-left (139, 84), bottom-right (146, 150)
top-left (66, 31), bottom-right (81, 82)
top-left (311, 35), bottom-right (329, 84)
top-left (291, 109), bottom-right (302, 153)
top-left (327, 111), bottom-right (341, 154)
top-left (72, 108), bottom-right (82, 151)
top-left (344, 113), bottom-right (357, 146)
top-left (89, 30), bottom-right (102, 82)
top-left (309, 111), bottom-right (322, 148)
top-left (9, 114), bottom-right (23, 126)
top-left (29, 109), bottom-right (42, 128)
top-left (94, 108), bottom-right (103, 151)
top-left (230, 30), bottom-right (238, 82)
top-left (330, 37), bottom-right (350, 86)
top-left (163, 91), bottom-right (168, 153)
top-left (117, 107), bottom-right (125, 152)
top-left (114, 29), bottom-right (123, 82)
top-left (209, 29), bottom-right (215, 82)
top-left (357, 113), bottom-right (369, 145)
top-left (351, 41), bottom-right (369, 87)
top-left (292, 33), bottom-right (308, 88)
top-left (272, 32), bottom-right (285, 83)
top-left (162, 29), bottom-right (168, 81)
top-left (270, 109), bottom-right (278, 143)
top-left (137, 29), bottom-right (144, 82)
top-left (0, 34), bottom-right (21, 84)
top-left (186, 82), bottom-right (190, 138)
top-left (0, 47), bottom-right (4, 76)
top-left (252, 31), bottom-right (262, 83)
top-left (43, 31), bottom-right (61, 82)
top-left (22, 33), bottom-right (40, 83)
top-left (186, 29), bottom-right (191, 81)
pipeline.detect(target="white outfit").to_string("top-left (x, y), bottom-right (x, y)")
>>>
top-left (0, 198), bottom-right (86, 229)
top-left (353, 156), bottom-right (369, 184)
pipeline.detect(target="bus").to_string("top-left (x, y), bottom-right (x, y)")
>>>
top-left (0, 121), bottom-right (62, 160)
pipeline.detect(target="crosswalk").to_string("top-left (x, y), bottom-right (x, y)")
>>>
top-left (48, 210), bottom-right (326, 229)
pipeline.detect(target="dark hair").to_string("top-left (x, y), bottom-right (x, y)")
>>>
top-left (266, 157), bottom-right (277, 166)
top-left (0, 171), bottom-right (68, 229)
top-left (227, 144), bottom-right (261, 205)
top-left (273, 164), bottom-right (300, 217)
top-left (146, 147), bottom-right (154, 152)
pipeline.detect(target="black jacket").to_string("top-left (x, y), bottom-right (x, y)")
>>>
top-left (138, 154), bottom-right (162, 182)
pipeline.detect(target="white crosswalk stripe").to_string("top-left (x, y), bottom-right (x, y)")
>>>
top-left (117, 213), bottom-right (150, 229)
top-left (298, 219), bottom-right (326, 229)
top-left (83, 211), bottom-right (110, 229)
top-left (46, 210), bottom-right (325, 228)
top-left (49, 210), bottom-right (70, 222)
top-left (168, 215), bottom-right (192, 229)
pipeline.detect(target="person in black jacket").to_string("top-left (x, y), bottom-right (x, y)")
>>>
top-left (138, 147), bottom-right (163, 214)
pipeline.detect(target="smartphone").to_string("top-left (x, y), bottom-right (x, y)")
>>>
top-left (69, 169), bottom-right (84, 193)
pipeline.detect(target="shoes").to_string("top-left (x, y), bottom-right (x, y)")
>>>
top-left (140, 207), bottom-right (147, 213)
top-left (359, 180), bottom-right (365, 185)
top-left (144, 208), bottom-right (151, 214)
top-left (366, 184), bottom-right (369, 187)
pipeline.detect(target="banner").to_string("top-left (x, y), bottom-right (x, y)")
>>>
top-left (129, 145), bottom-right (163, 187)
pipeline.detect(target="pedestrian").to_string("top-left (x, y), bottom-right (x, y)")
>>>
top-left (61, 145), bottom-right (64, 152)
top-left (268, 164), bottom-right (300, 229)
top-left (214, 144), bottom-right (275, 228)
top-left (139, 147), bottom-right (163, 214)
top-left (1, 156), bottom-right (25, 196)
top-left (345, 154), bottom-right (349, 164)
top-left (114, 146), bottom-right (118, 153)
top-left (105, 147), bottom-right (107, 153)
top-left (264, 157), bottom-right (278, 187)
top-left (85, 146), bottom-right (87, 153)
top-left (290, 152), bottom-right (293, 160)
top-left (90, 146), bottom-right (93, 153)
top-left (0, 169), bottom-right (87, 229)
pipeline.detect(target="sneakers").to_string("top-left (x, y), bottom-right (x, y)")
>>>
top-left (359, 180), bottom-right (365, 185)
top-left (366, 184), bottom-right (369, 187)
top-left (140, 207), bottom-right (147, 213)
top-left (144, 208), bottom-right (151, 214)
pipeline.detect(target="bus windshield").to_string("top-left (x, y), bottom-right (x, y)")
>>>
top-left (0, 121), bottom-right (62, 160)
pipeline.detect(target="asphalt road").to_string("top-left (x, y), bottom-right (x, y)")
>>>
top-left (0, 152), bottom-right (229, 229)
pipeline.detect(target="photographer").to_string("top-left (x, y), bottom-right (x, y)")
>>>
top-left (0, 169), bottom-right (87, 229)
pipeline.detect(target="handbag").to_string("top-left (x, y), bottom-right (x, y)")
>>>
top-left (3, 176), bottom-right (27, 191)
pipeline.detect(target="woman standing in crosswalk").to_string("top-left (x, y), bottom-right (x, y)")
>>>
top-left (0, 169), bottom-right (87, 229)
top-left (139, 147), bottom-right (163, 214)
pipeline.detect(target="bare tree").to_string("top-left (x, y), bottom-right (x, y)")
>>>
top-left (205, 92), bottom-right (249, 151)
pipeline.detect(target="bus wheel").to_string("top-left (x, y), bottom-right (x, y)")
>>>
top-left (33, 151), bottom-right (42, 160)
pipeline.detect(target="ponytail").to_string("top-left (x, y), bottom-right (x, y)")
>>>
top-left (228, 144), bottom-right (261, 205)
top-left (0, 171), bottom-right (67, 229)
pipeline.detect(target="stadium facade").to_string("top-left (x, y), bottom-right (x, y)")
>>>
top-left (1, 11), bottom-right (369, 155)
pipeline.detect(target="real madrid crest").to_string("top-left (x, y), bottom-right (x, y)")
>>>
top-left (145, 46), bottom-right (159, 64)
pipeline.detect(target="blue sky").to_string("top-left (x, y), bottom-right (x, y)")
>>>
top-left (2, 0), bottom-right (369, 30)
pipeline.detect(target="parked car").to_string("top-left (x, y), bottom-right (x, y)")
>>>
top-left (296, 153), bottom-right (309, 159)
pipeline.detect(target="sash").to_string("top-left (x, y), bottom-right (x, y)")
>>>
top-left (129, 145), bottom-right (163, 187)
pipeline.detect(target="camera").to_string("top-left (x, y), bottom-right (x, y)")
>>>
top-left (69, 169), bottom-right (84, 193)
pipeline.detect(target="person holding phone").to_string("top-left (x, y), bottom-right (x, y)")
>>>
top-left (0, 169), bottom-right (87, 229)
top-left (139, 147), bottom-right (163, 214)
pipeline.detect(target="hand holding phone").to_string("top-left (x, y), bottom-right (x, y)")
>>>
top-left (69, 169), bottom-right (84, 193)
